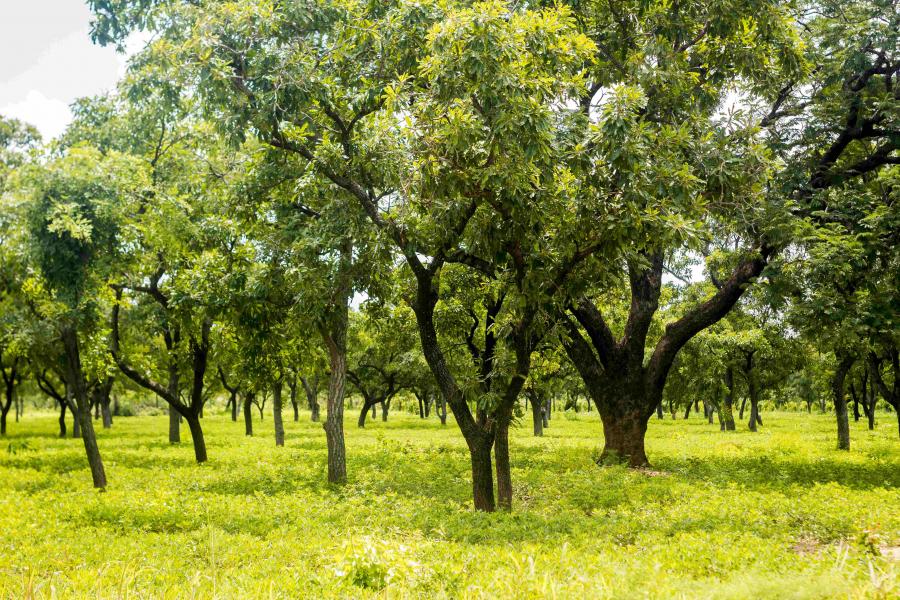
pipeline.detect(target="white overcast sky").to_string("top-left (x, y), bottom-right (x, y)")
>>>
top-left (0, 1), bottom-right (146, 140)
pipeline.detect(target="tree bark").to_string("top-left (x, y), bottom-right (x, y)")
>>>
top-left (58, 401), bottom-right (68, 437)
top-left (61, 326), bottom-right (107, 489)
top-left (185, 413), bottom-right (208, 462)
top-left (494, 411), bottom-right (513, 510)
top-left (599, 409), bottom-right (649, 467)
top-left (168, 404), bottom-right (180, 443)
top-left (322, 330), bottom-right (348, 484)
top-left (273, 379), bottom-right (285, 447)
top-left (243, 392), bottom-right (254, 436)
top-left (530, 394), bottom-right (543, 436)
top-left (832, 353), bottom-right (854, 451)
top-left (469, 436), bottom-right (496, 512)
top-left (723, 367), bottom-right (736, 431)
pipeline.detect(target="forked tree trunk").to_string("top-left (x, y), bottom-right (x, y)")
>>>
top-left (273, 379), bottom-right (285, 447)
top-left (832, 354), bottom-right (854, 451)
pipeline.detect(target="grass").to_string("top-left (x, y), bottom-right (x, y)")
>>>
top-left (0, 408), bottom-right (898, 598)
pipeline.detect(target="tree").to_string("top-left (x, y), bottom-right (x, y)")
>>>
top-left (21, 145), bottom-right (144, 488)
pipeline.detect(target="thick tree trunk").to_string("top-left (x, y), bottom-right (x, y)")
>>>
top-left (243, 392), bottom-right (254, 436)
top-left (273, 380), bottom-right (285, 447)
top-left (598, 410), bottom-right (649, 467)
top-left (832, 354), bottom-right (854, 451)
top-left (185, 413), bottom-right (208, 463)
top-left (168, 404), bottom-right (180, 443)
top-left (469, 438), bottom-right (496, 512)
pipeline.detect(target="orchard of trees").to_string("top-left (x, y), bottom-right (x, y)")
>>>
top-left (0, 0), bottom-right (898, 519)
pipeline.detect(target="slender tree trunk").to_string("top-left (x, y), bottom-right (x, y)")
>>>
top-left (832, 354), bottom-right (854, 451)
top-left (418, 394), bottom-right (424, 418)
top-left (531, 395), bottom-right (543, 436)
top-left (273, 379), bottom-right (285, 447)
top-left (58, 401), bottom-right (67, 437)
top-left (723, 367), bottom-right (736, 431)
top-left (290, 381), bottom-right (299, 422)
top-left (358, 401), bottom-right (371, 428)
top-left (69, 385), bottom-right (81, 439)
top-left (684, 402), bottom-right (691, 419)
top-left (656, 402), bottom-right (663, 419)
top-left (381, 398), bottom-right (390, 422)
top-left (437, 394), bottom-right (447, 425)
top-left (230, 392), bottom-right (238, 422)
top-left (542, 397), bottom-right (550, 429)
top-left (739, 396), bottom-right (747, 421)
top-left (185, 413), bottom-right (208, 463)
top-left (61, 326), bottom-right (106, 489)
top-left (323, 332), bottom-right (348, 484)
top-left (243, 392), bottom-right (253, 436)
top-left (747, 365), bottom-right (760, 432)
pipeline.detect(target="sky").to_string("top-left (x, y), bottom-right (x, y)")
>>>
top-left (0, 1), bottom-right (144, 140)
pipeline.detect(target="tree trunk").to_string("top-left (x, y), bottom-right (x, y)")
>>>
top-left (61, 326), bottom-right (107, 489)
top-left (381, 398), bottom-right (390, 421)
top-left (243, 392), bottom-right (253, 436)
top-left (598, 409), bottom-right (649, 467)
top-left (168, 404), bottom-right (180, 443)
top-left (101, 398), bottom-right (112, 428)
top-left (358, 401), bottom-right (371, 428)
top-left (656, 402), bottom-right (663, 419)
top-left (273, 379), bottom-right (285, 447)
top-left (723, 367), bottom-right (736, 431)
top-left (185, 413), bottom-right (208, 463)
top-left (739, 396), bottom-right (747, 421)
top-left (323, 333), bottom-right (348, 484)
top-left (832, 354), bottom-right (854, 451)
top-left (290, 381), bottom-right (299, 422)
top-left (494, 415), bottom-right (512, 510)
top-left (437, 394), bottom-right (447, 425)
top-left (230, 392), bottom-right (238, 422)
top-left (0, 409), bottom-right (6, 436)
top-left (747, 365), bottom-right (760, 432)
top-left (58, 401), bottom-right (68, 437)
top-left (531, 395), bottom-right (543, 436)
top-left (469, 437), bottom-right (496, 512)
top-left (418, 394), bottom-right (424, 418)
top-left (684, 402), bottom-right (691, 419)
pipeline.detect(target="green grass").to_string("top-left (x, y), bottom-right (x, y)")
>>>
top-left (1, 409), bottom-right (898, 598)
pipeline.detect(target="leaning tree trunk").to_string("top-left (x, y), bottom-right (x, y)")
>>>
top-left (273, 379), bottom-right (285, 447)
top-left (184, 412), bottom-right (208, 463)
top-left (358, 400), bottom-right (372, 428)
top-left (832, 354), bottom-right (854, 451)
top-left (61, 326), bottom-right (107, 489)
